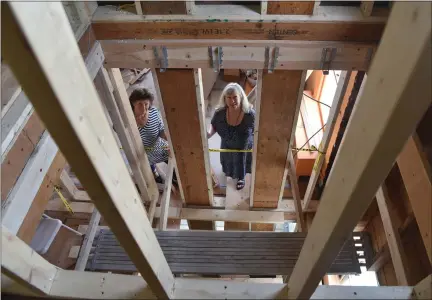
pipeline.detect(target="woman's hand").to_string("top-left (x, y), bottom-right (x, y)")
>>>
top-left (207, 125), bottom-right (216, 139)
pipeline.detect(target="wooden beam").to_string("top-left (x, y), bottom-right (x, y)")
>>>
top-left (2, 2), bottom-right (174, 298)
top-left (252, 70), bottom-right (303, 209)
top-left (95, 68), bottom-right (152, 204)
top-left (1, 132), bottom-right (58, 234)
top-left (100, 40), bottom-right (376, 71)
top-left (16, 152), bottom-right (66, 244)
top-left (361, 1), bottom-right (374, 17)
top-left (75, 209), bottom-right (101, 271)
top-left (376, 185), bottom-right (410, 285)
top-left (287, 2), bottom-right (431, 298)
top-left (92, 6), bottom-right (386, 42)
top-left (46, 198), bottom-right (318, 223)
top-left (397, 135), bottom-right (432, 264)
top-left (303, 71), bottom-right (351, 210)
top-left (1, 230), bottom-right (417, 300)
top-left (107, 68), bottom-right (158, 202)
top-left (158, 159), bottom-right (174, 231)
top-left (1, 226), bottom-right (58, 296)
top-left (287, 149), bottom-right (305, 232)
top-left (153, 69), bottom-right (213, 229)
top-left (414, 275), bottom-right (432, 299)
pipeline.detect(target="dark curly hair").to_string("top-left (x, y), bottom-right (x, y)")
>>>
top-left (129, 88), bottom-right (154, 111)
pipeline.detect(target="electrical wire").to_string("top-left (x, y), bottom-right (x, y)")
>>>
top-left (302, 93), bottom-right (332, 109)
top-left (293, 123), bottom-right (327, 158)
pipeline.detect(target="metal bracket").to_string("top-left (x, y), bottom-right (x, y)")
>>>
top-left (264, 46), bottom-right (270, 71)
top-left (320, 48), bottom-right (337, 75)
top-left (153, 46), bottom-right (168, 72)
top-left (269, 47), bottom-right (279, 73)
top-left (208, 46), bottom-right (223, 72)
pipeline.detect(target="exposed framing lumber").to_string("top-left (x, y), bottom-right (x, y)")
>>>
top-left (2, 227), bottom-right (417, 299)
top-left (96, 68), bottom-right (153, 204)
top-left (252, 70), bottom-right (303, 209)
top-left (2, 2), bottom-right (174, 298)
top-left (158, 159), bottom-right (174, 231)
top-left (376, 185), bottom-right (410, 285)
top-left (1, 132), bottom-right (58, 234)
top-left (287, 149), bottom-right (305, 232)
top-left (303, 71), bottom-right (351, 210)
top-left (266, 1), bottom-right (315, 15)
top-left (92, 6), bottom-right (386, 42)
top-left (361, 1), bottom-right (374, 17)
top-left (287, 2), bottom-right (431, 298)
top-left (414, 275), bottom-right (432, 299)
top-left (153, 68), bottom-right (213, 229)
top-left (46, 198), bottom-right (320, 223)
top-left (75, 209), bottom-right (101, 271)
top-left (100, 40), bottom-right (376, 71)
top-left (107, 68), bottom-right (159, 202)
top-left (397, 134), bottom-right (432, 264)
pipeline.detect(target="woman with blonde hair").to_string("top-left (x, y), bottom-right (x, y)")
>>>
top-left (207, 83), bottom-right (255, 190)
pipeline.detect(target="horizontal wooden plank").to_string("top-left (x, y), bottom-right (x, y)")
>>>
top-left (92, 7), bottom-right (385, 42)
top-left (101, 40), bottom-right (375, 71)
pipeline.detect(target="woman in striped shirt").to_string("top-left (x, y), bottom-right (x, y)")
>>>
top-left (130, 88), bottom-right (172, 184)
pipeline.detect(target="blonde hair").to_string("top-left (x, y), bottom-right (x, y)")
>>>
top-left (217, 83), bottom-right (251, 114)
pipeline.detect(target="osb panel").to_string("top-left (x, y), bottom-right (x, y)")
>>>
top-left (252, 70), bottom-right (303, 208)
top-left (267, 1), bottom-right (315, 15)
top-left (140, 1), bottom-right (187, 14)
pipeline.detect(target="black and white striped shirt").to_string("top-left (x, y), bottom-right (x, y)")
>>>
top-left (138, 107), bottom-right (169, 165)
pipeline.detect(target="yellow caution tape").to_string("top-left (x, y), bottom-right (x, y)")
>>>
top-left (54, 186), bottom-right (74, 214)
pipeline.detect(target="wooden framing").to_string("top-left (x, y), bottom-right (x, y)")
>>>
top-left (252, 70), bottom-right (303, 209)
top-left (1, 1), bottom-right (431, 299)
top-left (1, 225), bottom-right (422, 299)
top-left (100, 40), bottom-right (376, 71)
top-left (106, 67), bottom-right (159, 202)
top-left (153, 68), bottom-right (213, 229)
top-left (303, 71), bottom-right (351, 210)
top-left (287, 2), bottom-right (431, 298)
top-left (287, 149), bottom-right (305, 232)
top-left (2, 2), bottom-right (173, 297)
top-left (158, 159), bottom-right (174, 230)
top-left (397, 134), bottom-right (432, 264)
top-left (92, 6), bottom-right (386, 42)
top-left (75, 209), bottom-right (101, 271)
top-left (376, 185), bottom-right (410, 285)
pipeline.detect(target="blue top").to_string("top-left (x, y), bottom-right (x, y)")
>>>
top-left (211, 107), bottom-right (255, 180)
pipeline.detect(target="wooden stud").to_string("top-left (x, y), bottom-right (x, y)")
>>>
top-left (376, 185), bottom-right (410, 285)
top-left (2, 2), bottom-right (174, 297)
top-left (278, 71), bottom-right (307, 206)
top-left (303, 71), bottom-right (351, 210)
top-left (159, 159), bottom-right (174, 231)
top-left (287, 2), bottom-right (431, 298)
top-left (361, 1), bottom-right (375, 17)
top-left (252, 70), bottom-right (303, 209)
top-left (107, 68), bottom-right (159, 202)
top-left (135, 1), bottom-right (143, 15)
top-left (397, 135), bottom-right (432, 263)
top-left (413, 275), bottom-right (432, 299)
top-left (287, 149), bottom-right (305, 232)
top-left (75, 209), bottom-right (101, 271)
top-left (1, 226), bottom-right (58, 296)
top-left (96, 68), bottom-right (153, 204)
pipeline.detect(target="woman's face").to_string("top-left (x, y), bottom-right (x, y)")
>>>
top-left (225, 92), bottom-right (240, 109)
top-left (133, 99), bottom-right (151, 127)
